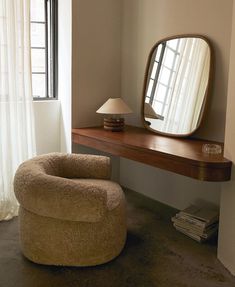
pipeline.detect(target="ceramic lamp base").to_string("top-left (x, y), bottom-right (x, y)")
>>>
top-left (104, 118), bottom-right (125, 132)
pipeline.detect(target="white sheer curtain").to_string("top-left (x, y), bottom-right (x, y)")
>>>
top-left (0, 0), bottom-right (36, 220)
top-left (162, 38), bottom-right (210, 134)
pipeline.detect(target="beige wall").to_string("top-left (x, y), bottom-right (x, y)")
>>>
top-left (70, 0), bottom-right (235, 275)
top-left (34, 101), bottom-right (61, 155)
top-left (72, 0), bottom-right (122, 128)
top-left (218, 0), bottom-right (235, 275)
top-left (120, 0), bottom-right (233, 209)
top-left (121, 0), bottom-right (233, 141)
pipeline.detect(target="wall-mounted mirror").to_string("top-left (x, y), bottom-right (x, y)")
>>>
top-left (142, 35), bottom-right (213, 137)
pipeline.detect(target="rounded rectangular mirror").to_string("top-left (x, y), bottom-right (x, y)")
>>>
top-left (142, 35), bottom-right (213, 137)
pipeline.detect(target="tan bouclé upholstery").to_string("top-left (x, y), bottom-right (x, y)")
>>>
top-left (14, 153), bottom-right (127, 266)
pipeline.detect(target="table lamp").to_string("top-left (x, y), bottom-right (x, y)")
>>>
top-left (96, 98), bottom-right (132, 131)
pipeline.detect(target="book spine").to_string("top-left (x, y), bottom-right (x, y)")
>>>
top-left (175, 214), bottom-right (206, 228)
top-left (174, 224), bottom-right (204, 242)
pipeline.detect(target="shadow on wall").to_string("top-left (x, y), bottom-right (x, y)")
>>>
top-left (119, 158), bottom-right (221, 210)
top-left (60, 104), bottom-right (71, 153)
top-left (72, 144), bottom-right (120, 182)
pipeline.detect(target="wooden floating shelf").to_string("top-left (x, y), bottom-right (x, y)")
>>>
top-left (72, 126), bottom-right (232, 182)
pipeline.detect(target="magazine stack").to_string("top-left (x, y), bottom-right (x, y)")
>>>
top-left (172, 204), bottom-right (219, 242)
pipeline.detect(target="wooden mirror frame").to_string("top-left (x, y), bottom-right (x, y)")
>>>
top-left (141, 34), bottom-right (214, 138)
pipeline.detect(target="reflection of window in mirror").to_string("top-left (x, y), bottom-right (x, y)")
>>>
top-left (146, 39), bottom-right (181, 119)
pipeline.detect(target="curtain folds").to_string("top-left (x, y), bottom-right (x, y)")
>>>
top-left (0, 0), bottom-right (36, 220)
top-left (162, 38), bottom-right (210, 134)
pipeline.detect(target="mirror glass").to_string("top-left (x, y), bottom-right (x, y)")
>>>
top-left (142, 36), bottom-right (212, 136)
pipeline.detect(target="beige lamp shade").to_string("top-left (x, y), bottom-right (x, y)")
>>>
top-left (96, 98), bottom-right (132, 115)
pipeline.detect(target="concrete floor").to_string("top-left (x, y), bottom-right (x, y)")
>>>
top-left (0, 189), bottom-right (235, 287)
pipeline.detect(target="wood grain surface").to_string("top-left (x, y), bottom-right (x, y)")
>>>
top-left (72, 126), bottom-right (232, 182)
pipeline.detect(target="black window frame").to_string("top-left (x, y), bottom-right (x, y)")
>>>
top-left (31, 0), bottom-right (58, 100)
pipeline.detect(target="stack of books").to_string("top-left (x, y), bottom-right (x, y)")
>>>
top-left (172, 204), bottom-right (219, 242)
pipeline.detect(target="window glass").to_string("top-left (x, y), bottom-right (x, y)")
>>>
top-left (151, 62), bottom-right (158, 79)
top-left (146, 79), bottom-right (154, 99)
top-left (164, 49), bottom-right (175, 69)
top-left (159, 67), bottom-right (171, 86)
top-left (167, 39), bottom-right (179, 50)
top-left (31, 49), bottom-right (45, 72)
top-left (155, 44), bottom-right (162, 62)
top-left (155, 84), bottom-right (167, 103)
top-left (32, 74), bottom-right (46, 98)
top-left (31, 23), bottom-right (45, 47)
top-left (30, 0), bottom-right (45, 22)
top-left (30, 0), bottom-right (57, 99)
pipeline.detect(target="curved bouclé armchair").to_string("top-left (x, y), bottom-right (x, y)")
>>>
top-left (14, 153), bottom-right (126, 266)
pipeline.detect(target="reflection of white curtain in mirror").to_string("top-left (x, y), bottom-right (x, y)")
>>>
top-left (162, 38), bottom-right (210, 134)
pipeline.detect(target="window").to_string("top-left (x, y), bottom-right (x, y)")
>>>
top-left (30, 0), bottom-right (58, 99)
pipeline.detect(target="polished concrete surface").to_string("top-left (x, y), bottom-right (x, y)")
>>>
top-left (0, 189), bottom-right (235, 287)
